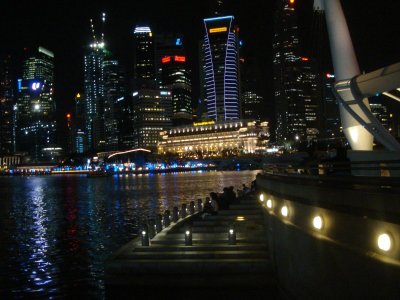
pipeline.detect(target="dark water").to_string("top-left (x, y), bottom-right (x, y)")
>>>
top-left (0, 170), bottom-right (259, 299)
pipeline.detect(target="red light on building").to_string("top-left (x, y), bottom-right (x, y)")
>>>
top-left (162, 56), bottom-right (171, 63)
top-left (66, 113), bottom-right (71, 119)
top-left (301, 57), bottom-right (309, 61)
top-left (174, 56), bottom-right (186, 62)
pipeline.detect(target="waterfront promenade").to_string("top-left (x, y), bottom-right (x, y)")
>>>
top-left (105, 192), bottom-right (277, 299)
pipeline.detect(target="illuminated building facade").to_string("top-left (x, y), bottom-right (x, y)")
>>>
top-left (321, 73), bottom-right (342, 139)
top-left (273, 0), bottom-right (307, 144)
top-left (158, 120), bottom-right (269, 158)
top-left (133, 26), bottom-right (155, 85)
top-left (16, 46), bottom-right (56, 161)
top-left (242, 91), bottom-right (263, 122)
top-left (0, 55), bottom-right (15, 154)
top-left (370, 102), bottom-right (389, 130)
top-left (132, 89), bottom-right (172, 149)
top-left (84, 41), bottom-right (105, 151)
top-left (161, 55), bottom-right (192, 125)
top-left (203, 15), bottom-right (241, 122)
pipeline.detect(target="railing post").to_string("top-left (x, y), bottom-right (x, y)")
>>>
top-left (189, 201), bottom-right (195, 215)
top-left (155, 213), bottom-right (163, 233)
top-left (163, 210), bottom-right (171, 227)
top-left (181, 203), bottom-right (187, 219)
top-left (184, 226), bottom-right (192, 246)
top-left (141, 223), bottom-right (150, 246)
top-left (172, 206), bottom-right (179, 222)
top-left (196, 198), bottom-right (203, 212)
top-left (228, 223), bottom-right (236, 245)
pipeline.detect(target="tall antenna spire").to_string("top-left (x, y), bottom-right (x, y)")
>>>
top-left (90, 18), bottom-right (97, 42)
top-left (101, 12), bottom-right (106, 43)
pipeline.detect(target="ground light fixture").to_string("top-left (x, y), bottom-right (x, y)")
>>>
top-left (312, 215), bottom-right (324, 230)
top-left (281, 205), bottom-right (289, 217)
top-left (266, 199), bottom-right (273, 209)
top-left (259, 194), bottom-right (264, 202)
top-left (377, 233), bottom-right (392, 252)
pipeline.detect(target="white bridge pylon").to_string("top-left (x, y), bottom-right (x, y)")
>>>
top-left (319, 0), bottom-right (400, 151)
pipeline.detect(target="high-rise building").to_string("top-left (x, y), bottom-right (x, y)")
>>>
top-left (321, 73), bottom-right (341, 139)
top-left (131, 89), bottom-right (172, 149)
top-left (202, 15), bottom-right (241, 122)
top-left (161, 55), bottom-right (192, 126)
top-left (242, 91), bottom-right (263, 122)
top-left (84, 41), bottom-right (105, 151)
top-left (133, 26), bottom-right (155, 86)
top-left (16, 46), bottom-right (56, 161)
top-left (273, 0), bottom-right (308, 144)
top-left (0, 55), bottom-right (15, 154)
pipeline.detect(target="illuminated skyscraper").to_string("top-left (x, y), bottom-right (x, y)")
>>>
top-left (202, 15), bottom-right (241, 122)
top-left (161, 55), bottom-right (192, 126)
top-left (131, 89), bottom-right (172, 149)
top-left (84, 40), bottom-right (105, 151)
top-left (0, 55), bottom-right (15, 154)
top-left (273, 0), bottom-right (307, 144)
top-left (133, 26), bottom-right (155, 86)
top-left (16, 46), bottom-right (56, 161)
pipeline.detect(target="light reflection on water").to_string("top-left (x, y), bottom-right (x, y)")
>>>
top-left (0, 170), bottom-right (259, 298)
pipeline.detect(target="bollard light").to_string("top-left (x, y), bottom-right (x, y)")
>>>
top-left (155, 214), bottom-right (163, 233)
top-left (185, 227), bottom-right (192, 246)
top-left (377, 233), bottom-right (392, 252)
top-left (228, 223), bottom-right (236, 245)
top-left (147, 218), bottom-right (156, 238)
top-left (281, 205), bottom-right (289, 217)
top-left (141, 224), bottom-right (150, 246)
top-left (181, 204), bottom-right (187, 219)
top-left (312, 215), bottom-right (324, 230)
top-left (259, 194), bottom-right (265, 202)
top-left (189, 201), bottom-right (195, 215)
top-left (172, 206), bottom-right (179, 222)
top-left (163, 210), bottom-right (171, 227)
top-left (266, 199), bottom-right (273, 209)
top-left (196, 199), bottom-right (203, 212)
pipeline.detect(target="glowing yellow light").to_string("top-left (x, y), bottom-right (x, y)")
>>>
top-left (259, 194), bottom-right (264, 202)
top-left (289, 0), bottom-right (295, 3)
top-left (312, 216), bottom-right (323, 230)
top-left (193, 121), bottom-right (215, 126)
top-left (281, 206), bottom-right (289, 217)
top-left (266, 199), bottom-right (273, 209)
top-left (76, 93), bottom-right (81, 98)
top-left (236, 216), bottom-right (245, 221)
top-left (377, 233), bottom-right (392, 251)
top-left (209, 27), bottom-right (227, 33)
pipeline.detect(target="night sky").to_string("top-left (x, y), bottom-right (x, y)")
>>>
top-left (1, 0), bottom-right (400, 122)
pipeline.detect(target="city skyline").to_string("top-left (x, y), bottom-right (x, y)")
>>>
top-left (1, 0), bottom-right (400, 124)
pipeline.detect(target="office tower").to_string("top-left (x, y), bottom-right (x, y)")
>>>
top-left (133, 26), bottom-right (155, 86)
top-left (242, 91), bottom-right (263, 122)
top-left (370, 102), bottom-right (389, 130)
top-left (73, 93), bottom-right (87, 153)
top-left (321, 73), bottom-right (341, 139)
top-left (84, 40), bottom-right (105, 151)
top-left (16, 46), bottom-right (56, 161)
top-left (103, 59), bottom-right (125, 150)
top-left (161, 55), bottom-right (192, 126)
top-left (0, 55), bottom-right (15, 154)
top-left (300, 57), bottom-right (319, 140)
top-left (273, 0), bottom-right (307, 144)
top-left (131, 89), bottom-right (172, 149)
top-left (202, 15), bottom-right (241, 122)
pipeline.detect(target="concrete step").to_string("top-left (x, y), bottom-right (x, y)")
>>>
top-left (150, 237), bottom-right (267, 246)
top-left (107, 258), bottom-right (272, 275)
top-left (217, 209), bottom-right (263, 216)
top-left (205, 214), bottom-right (264, 221)
top-left (131, 244), bottom-right (268, 252)
top-left (119, 250), bottom-right (269, 260)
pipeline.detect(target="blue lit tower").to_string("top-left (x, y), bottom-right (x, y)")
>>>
top-left (16, 46), bottom-right (56, 161)
top-left (203, 15), bottom-right (241, 122)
